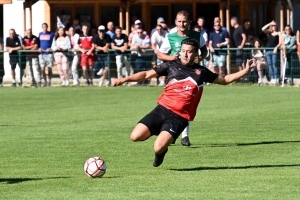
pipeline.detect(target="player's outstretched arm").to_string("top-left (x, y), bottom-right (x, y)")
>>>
top-left (213, 59), bottom-right (255, 85)
top-left (111, 69), bottom-right (159, 87)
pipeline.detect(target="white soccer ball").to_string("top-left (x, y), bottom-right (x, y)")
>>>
top-left (84, 157), bottom-right (106, 178)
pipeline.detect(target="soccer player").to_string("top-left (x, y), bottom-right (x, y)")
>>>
top-left (112, 38), bottom-right (255, 167)
top-left (157, 10), bottom-right (207, 146)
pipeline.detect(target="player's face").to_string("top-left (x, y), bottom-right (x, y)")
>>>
top-left (254, 41), bottom-right (260, 48)
top-left (82, 26), bottom-right (88, 35)
top-left (26, 29), bottom-right (32, 37)
top-left (69, 27), bottom-right (74, 36)
top-left (42, 24), bottom-right (48, 32)
top-left (180, 44), bottom-right (197, 66)
top-left (9, 30), bottom-right (15, 38)
top-left (214, 23), bottom-right (221, 31)
top-left (115, 28), bottom-right (121, 36)
top-left (175, 15), bottom-right (189, 31)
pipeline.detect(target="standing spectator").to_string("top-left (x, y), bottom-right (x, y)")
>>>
top-left (111, 26), bottom-right (133, 79)
top-left (213, 17), bottom-right (227, 32)
top-left (0, 37), bottom-right (4, 87)
top-left (194, 23), bottom-right (210, 68)
top-left (106, 22), bottom-right (115, 39)
top-left (38, 23), bottom-right (54, 87)
top-left (151, 24), bottom-right (168, 86)
top-left (128, 20), bottom-right (148, 47)
top-left (151, 17), bottom-right (169, 36)
top-left (209, 22), bottom-right (230, 76)
top-left (243, 19), bottom-right (256, 62)
top-left (297, 30), bottom-right (300, 61)
top-left (77, 25), bottom-right (95, 86)
top-left (6, 29), bottom-right (23, 87)
top-left (93, 25), bottom-right (111, 87)
top-left (231, 17), bottom-right (246, 72)
top-left (52, 27), bottom-right (71, 86)
top-left (252, 39), bottom-right (267, 85)
top-left (281, 25), bottom-right (296, 84)
top-left (197, 17), bottom-right (207, 34)
top-left (131, 27), bottom-right (151, 84)
top-left (22, 29), bottom-right (41, 86)
top-left (68, 26), bottom-right (80, 85)
top-left (262, 21), bottom-right (281, 84)
top-left (73, 18), bottom-right (81, 34)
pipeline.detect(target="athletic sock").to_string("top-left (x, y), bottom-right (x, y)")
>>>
top-left (182, 121), bottom-right (190, 138)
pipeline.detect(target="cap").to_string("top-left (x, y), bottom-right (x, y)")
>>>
top-left (98, 25), bottom-right (105, 30)
top-left (135, 20), bottom-right (142, 25)
top-left (157, 17), bottom-right (165, 23)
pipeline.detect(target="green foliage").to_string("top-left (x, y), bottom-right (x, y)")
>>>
top-left (0, 86), bottom-right (300, 199)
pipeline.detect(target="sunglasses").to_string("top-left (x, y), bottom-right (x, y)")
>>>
top-left (99, 30), bottom-right (105, 32)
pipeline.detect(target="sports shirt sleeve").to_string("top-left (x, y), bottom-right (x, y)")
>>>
top-left (203, 67), bottom-right (219, 83)
top-left (124, 35), bottom-right (128, 43)
top-left (199, 33), bottom-right (206, 47)
top-left (106, 35), bottom-right (112, 44)
top-left (158, 35), bottom-right (170, 53)
top-left (153, 62), bottom-right (169, 76)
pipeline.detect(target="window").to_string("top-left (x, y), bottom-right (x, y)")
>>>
top-left (101, 6), bottom-right (119, 27)
top-left (52, 7), bottom-right (72, 30)
top-left (76, 6), bottom-right (94, 28)
top-left (151, 6), bottom-right (169, 29)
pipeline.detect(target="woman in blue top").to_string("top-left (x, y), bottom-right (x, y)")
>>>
top-left (281, 25), bottom-right (296, 84)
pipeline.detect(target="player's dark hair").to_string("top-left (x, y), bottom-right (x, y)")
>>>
top-left (181, 38), bottom-right (200, 52)
top-left (197, 17), bottom-right (205, 21)
top-left (54, 26), bottom-right (67, 40)
top-left (42, 23), bottom-right (48, 28)
top-left (115, 26), bottom-right (122, 30)
top-left (156, 25), bottom-right (163, 29)
top-left (176, 10), bottom-right (189, 20)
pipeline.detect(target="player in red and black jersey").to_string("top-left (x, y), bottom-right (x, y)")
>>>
top-left (112, 38), bottom-right (255, 167)
top-left (77, 25), bottom-right (95, 86)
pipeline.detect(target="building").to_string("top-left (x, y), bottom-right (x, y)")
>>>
top-left (0, 0), bottom-right (299, 80)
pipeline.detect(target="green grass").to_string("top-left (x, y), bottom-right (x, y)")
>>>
top-left (0, 85), bottom-right (300, 199)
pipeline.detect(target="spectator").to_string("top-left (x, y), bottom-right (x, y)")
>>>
top-left (213, 17), bottom-right (227, 32)
top-left (38, 23), bottom-right (54, 87)
top-left (297, 30), bottom-right (300, 61)
top-left (197, 17), bottom-right (207, 34)
top-left (131, 27), bottom-right (151, 84)
top-left (111, 26), bottom-right (133, 79)
top-left (194, 23), bottom-right (210, 68)
top-left (52, 27), bottom-right (71, 86)
top-left (6, 29), bottom-right (23, 87)
top-left (68, 26), bottom-right (80, 86)
top-left (77, 25), bottom-right (95, 86)
top-left (252, 39), bottom-right (267, 85)
top-left (106, 21), bottom-right (115, 39)
top-left (243, 19), bottom-right (256, 63)
top-left (90, 26), bottom-right (98, 37)
top-left (151, 24), bottom-right (168, 86)
top-left (0, 37), bottom-right (4, 87)
top-left (22, 28), bottom-right (41, 86)
top-left (93, 25), bottom-right (111, 87)
top-left (281, 25), bottom-right (296, 84)
top-left (209, 22), bottom-right (229, 76)
top-left (73, 18), bottom-right (81, 34)
top-left (231, 17), bottom-right (246, 72)
top-left (262, 21), bottom-right (281, 84)
top-left (128, 20), bottom-right (148, 47)
top-left (151, 17), bottom-right (169, 36)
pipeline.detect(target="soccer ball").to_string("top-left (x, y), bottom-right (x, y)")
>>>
top-left (84, 157), bottom-right (106, 178)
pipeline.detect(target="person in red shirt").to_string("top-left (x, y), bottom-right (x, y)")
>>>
top-left (22, 29), bottom-right (41, 86)
top-left (112, 38), bottom-right (255, 167)
top-left (77, 25), bottom-right (95, 86)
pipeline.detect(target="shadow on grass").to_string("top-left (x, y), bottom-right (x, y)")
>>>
top-left (0, 177), bottom-right (69, 184)
top-left (169, 164), bottom-right (300, 171)
top-left (188, 140), bottom-right (300, 148)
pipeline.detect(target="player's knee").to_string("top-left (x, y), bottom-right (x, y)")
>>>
top-left (153, 142), bottom-right (166, 154)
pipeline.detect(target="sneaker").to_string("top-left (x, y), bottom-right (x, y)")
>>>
top-left (96, 68), bottom-right (103, 76)
top-left (181, 136), bottom-right (191, 147)
top-left (73, 81), bottom-right (79, 86)
top-left (37, 82), bottom-right (42, 87)
top-left (12, 83), bottom-right (16, 87)
top-left (258, 79), bottom-right (262, 85)
top-left (0, 83), bottom-right (3, 87)
top-left (99, 79), bottom-right (103, 87)
top-left (43, 82), bottom-right (47, 87)
top-left (85, 81), bottom-right (90, 86)
top-left (103, 80), bottom-right (109, 87)
top-left (65, 81), bottom-right (69, 86)
top-left (18, 83), bottom-right (22, 87)
top-left (47, 82), bottom-right (51, 87)
top-left (61, 81), bottom-right (66, 86)
top-left (152, 148), bottom-right (168, 167)
top-left (158, 82), bottom-right (165, 87)
top-left (31, 82), bottom-right (37, 87)
top-left (89, 81), bottom-right (93, 86)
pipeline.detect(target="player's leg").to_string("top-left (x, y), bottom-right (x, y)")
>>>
top-left (71, 55), bottom-right (79, 85)
top-left (47, 54), bottom-right (53, 86)
top-left (88, 55), bottom-right (95, 85)
top-left (10, 58), bottom-right (17, 87)
top-left (39, 55), bottom-right (47, 86)
top-left (181, 121), bottom-right (191, 146)
top-left (130, 123), bottom-right (152, 141)
top-left (116, 55), bottom-right (123, 78)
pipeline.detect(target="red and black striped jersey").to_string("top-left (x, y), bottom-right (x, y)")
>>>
top-left (154, 60), bottom-right (218, 121)
top-left (78, 35), bottom-right (94, 50)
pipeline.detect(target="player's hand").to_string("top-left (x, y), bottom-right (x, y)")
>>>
top-left (121, 47), bottom-right (126, 52)
top-left (103, 47), bottom-right (109, 53)
top-left (86, 50), bottom-right (91, 55)
top-left (273, 48), bottom-right (277, 54)
top-left (81, 49), bottom-right (85, 54)
top-left (8, 49), bottom-right (13, 54)
top-left (111, 78), bottom-right (125, 87)
top-left (238, 45), bottom-right (243, 49)
top-left (246, 59), bottom-right (255, 72)
top-left (210, 47), bottom-right (215, 53)
top-left (46, 48), bottom-right (51, 53)
top-left (216, 43), bottom-right (222, 48)
top-left (171, 52), bottom-right (178, 60)
top-left (38, 48), bottom-right (43, 53)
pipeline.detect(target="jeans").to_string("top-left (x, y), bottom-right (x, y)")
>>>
top-left (93, 54), bottom-right (108, 75)
top-left (115, 55), bottom-right (133, 78)
top-left (266, 50), bottom-right (278, 80)
top-left (284, 50), bottom-right (295, 79)
top-left (27, 56), bottom-right (41, 83)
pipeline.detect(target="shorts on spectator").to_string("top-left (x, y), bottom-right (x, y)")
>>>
top-left (81, 53), bottom-right (95, 67)
top-left (199, 53), bottom-right (211, 68)
top-left (9, 55), bottom-right (20, 70)
top-left (236, 49), bottom-right (243, 66)
top-left (95, 54), bottom-right (108, 68)
top-left (39, 54), bottom-right (54, 68)
top-left (156, 58), bottom-right (163, 65)
top-left (212, 54), bottom-right (226, 67)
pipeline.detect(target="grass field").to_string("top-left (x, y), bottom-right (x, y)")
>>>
top-left (0, 85), bottom-right (300, 199)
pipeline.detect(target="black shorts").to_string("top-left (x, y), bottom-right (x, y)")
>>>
top-left (9, 55), bottom-right (19, 70)
top-left (138, 105), bottom-right (189, 141)
top-left (236, 49), bottom-right (243, 66)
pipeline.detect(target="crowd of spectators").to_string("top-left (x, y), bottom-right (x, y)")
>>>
top-left (0, 13), bottom-right (299, 87)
